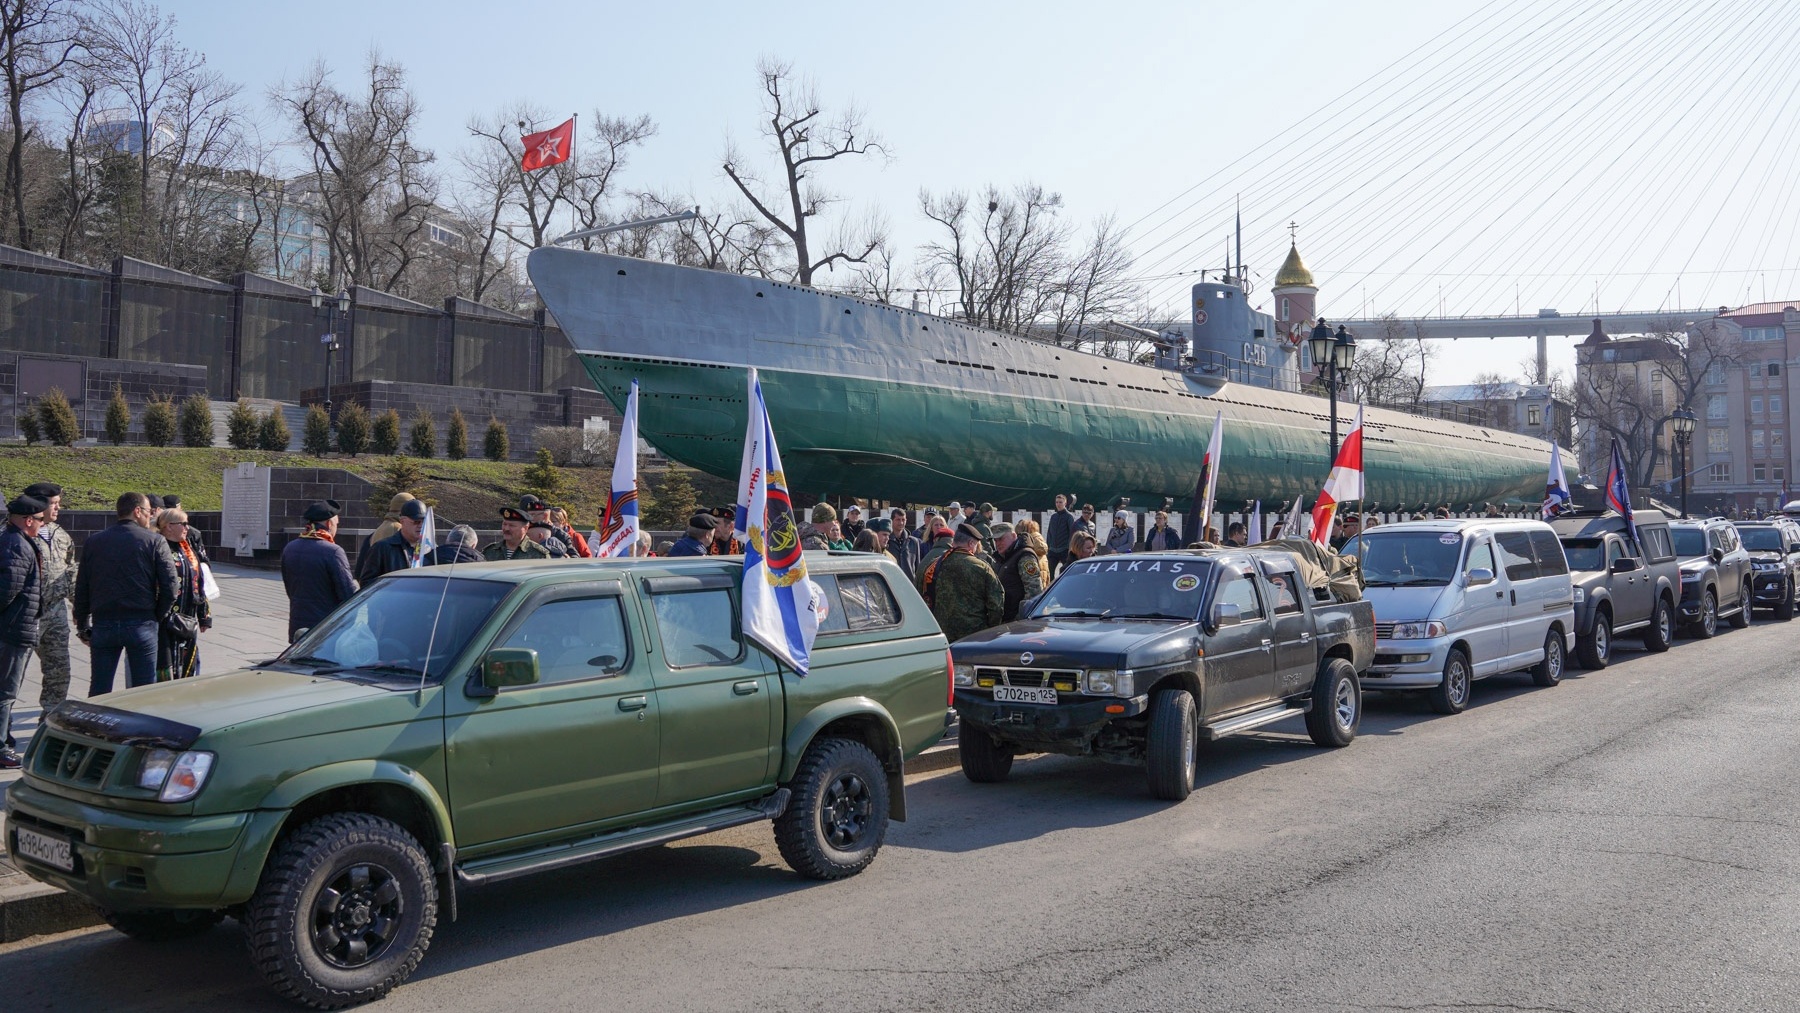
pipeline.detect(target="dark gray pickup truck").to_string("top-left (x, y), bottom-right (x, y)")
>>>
top-left (950, 547), bottom-right (1376, 801)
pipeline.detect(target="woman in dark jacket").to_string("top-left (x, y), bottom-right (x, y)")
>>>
top-left (154, 508), bottom-right (211, 680)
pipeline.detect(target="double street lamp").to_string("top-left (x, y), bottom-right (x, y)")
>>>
top-left (311, 286), bottom-right (349, 434)
top-left (1669, 407), bottom-right (1697, 519)
top-left (1308, 318), bottom-right (1358, 460)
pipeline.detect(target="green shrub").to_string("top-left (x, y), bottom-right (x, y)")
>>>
top-left (225, 398), bottom-right (259, 449)
top-left (16, 408), bottom-right (41, 445)
top-left (483, 416), bottom-right (508, 461)
top-left (142, 397), bottom-right (176, 447)
top-left (37, 388), bottom-right (80, 446)
top-left (336, 402), bottom-right (371, 456)
top-left (370, 408), bottom-right (402, 456)
top-left (369, 455), bottom-right (430, 515)
top-left (641, 467), bottom-right (699, 530)
top-left (408, 407), bottom-right (435, 458)
top-left (522, 447), bottom-right (568, 503)
top-left (257, 408), bottom-right (291, 452)
top-left (104, 385), bottom-right (131, 445)
top-left (301, 405), bottom-right (332, 456)
top-left (445, 407), bottom-right (469, 460)
top-left (178, 393), bottom-right (214, 447)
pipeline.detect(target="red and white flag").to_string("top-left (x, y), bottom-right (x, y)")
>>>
top-left (1310, 404), bottom-right (1365, 546)
top-left (521, 117), bottom-right (575, 172)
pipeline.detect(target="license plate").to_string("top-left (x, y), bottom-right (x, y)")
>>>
top-left (13, 826), bottom-right (75, 873)
top-left (993, 685), bottom-right (1058, 705)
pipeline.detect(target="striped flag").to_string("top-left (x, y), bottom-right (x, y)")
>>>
top-left (412, 506), bottom-right (436, 567)
top-left (593, 380), bottom-right (641, 557)
top-left (1310, 404), bottom-right (1365, 546)
top-left (738, 369), bottom-right (824, 675)
top-left (1605, 437), bottom-right (1637, 545)
top-left (1198, 411), bottom-right (1224, 539)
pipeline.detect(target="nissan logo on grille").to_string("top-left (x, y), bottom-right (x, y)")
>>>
top-left (1019, 652), bottom-right (1034, 665)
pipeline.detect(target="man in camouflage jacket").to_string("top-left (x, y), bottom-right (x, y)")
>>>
top-left (23, 483), bottom-right (76, 708)
top-left (918, 524), bottom-right (1004, 644)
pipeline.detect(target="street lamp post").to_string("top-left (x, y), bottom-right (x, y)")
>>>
top-left (1307, 319), bottom-right (1358, 460)
top-left (311, 286), bottom-right (349, 434)
top-left (1670, 407), bottom-right (1697, 519)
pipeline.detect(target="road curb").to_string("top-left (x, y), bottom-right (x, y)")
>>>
top-left (0, 871), bottom-right (100, 943)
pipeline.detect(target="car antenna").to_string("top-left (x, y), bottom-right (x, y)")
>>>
top-left (417, 516), bottom-right (460, 698)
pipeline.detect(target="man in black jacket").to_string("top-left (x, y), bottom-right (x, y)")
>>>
top-left (359, 498), bottom-right (428, 583)
top-left (884, 508), bottom-right (921, 580)
top-left (74, 493), bottom-right (179, 695)
top-left (1, 494), bottom-right (48, 767)
top-left (281, 500), bottom-right (358, 642)
top-left (1045, 494), bottom-right (1076, 578)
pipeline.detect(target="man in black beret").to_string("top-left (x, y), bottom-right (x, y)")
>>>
top-left (0, 494), bottom-right (48, 766)
top-left (485, 506), bottom-right (550, 561)
top-left (280, 499), bottom-right (358, 642)
top-left (21, 481), bottom-right (76, 708)
top-left (667, 512), bottom-right (716, 557)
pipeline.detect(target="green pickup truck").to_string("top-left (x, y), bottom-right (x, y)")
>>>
top-left (5, 555), bottom-right (951, 1009)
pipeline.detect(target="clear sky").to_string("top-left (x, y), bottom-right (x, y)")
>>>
top-left (166, 0), bottom-right (1800, 387)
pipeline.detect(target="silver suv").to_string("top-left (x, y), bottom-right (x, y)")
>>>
top-left (1670, 518), bottom-right (1754, 637)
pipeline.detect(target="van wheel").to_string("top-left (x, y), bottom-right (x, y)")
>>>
top-left (1641, 597), bottom-right (1674, 652)
top-left (103, 907), bottom-right (223, 941)
top-left (1428, 649), bottom-right (1472, 715)
top-left (1778, 579), bottom-right (1795, 621)
top-left (1690, 589), bottom-right (1719, 639)
top-left (774, 737), bottom-right (889, 881)
top-left (1304, 658), bottom-right (1360, 748)
top-left (1144, 688), bottom-right (1198, 801)
top-left (1576, 611), bottom-right (1610, 670)
top-left (958, 730), bottom-right (1015, 783)
top-left (1531, 629), bottom-right (1565, 687)
top-left (1727, 583), bottom-right (1751, 627)
top-left (245, 813), bottom-right (437, 1010)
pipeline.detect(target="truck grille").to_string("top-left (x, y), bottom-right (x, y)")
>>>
top-left (35, 735), bottom-right (118, 787)
top-left (974, 666), bottom-right (1083, 689)
top-left (1373, 623), bottom-right (1396, 640)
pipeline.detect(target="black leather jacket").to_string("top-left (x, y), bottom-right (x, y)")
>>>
top-left (73, 520), bottom-right (179, 630)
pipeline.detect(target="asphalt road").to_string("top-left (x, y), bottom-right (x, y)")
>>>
top-left (6, 617), bottom-right (1800, 1012)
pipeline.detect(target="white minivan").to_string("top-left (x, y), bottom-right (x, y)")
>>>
top-left (1342, 518), bottom-right (1576, 714)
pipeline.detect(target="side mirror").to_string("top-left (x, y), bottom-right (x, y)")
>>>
top-left (291, 628), bottom-right (309, 641)
top-left (1020, 594), bottom-right (1043, 617)
top-left (1210, 602), bottom-right (1243, 629)
top-left (1610, 557), bottom-right (1639, 573)
top-left (1710, 547), bottom-right (1725, 563)
top-left (479, 648), bottom-right (539, 692)
top-left (1466, 567), bottom-right (1495, 586)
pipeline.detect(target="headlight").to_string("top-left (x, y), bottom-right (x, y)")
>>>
top-left (1754, 562), bottom-right (1780, 572)
top-left (1681, 573), bottom-right (1700, 583)
top-left (1083, 668), bottom-right (1135, 696)
top-left (1389, 621), bottom-right (1448, 640)
top-left (137, 749), bottom-right (214, 802)
top-left (953, 664), bottom-right (975, 688)
top-left (1571, 588), bottom-right (1585, 603)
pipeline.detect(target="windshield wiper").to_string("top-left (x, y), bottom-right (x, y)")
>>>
top-left (315, 662), bottom-right (425, 677)
top-left (1123, 612), bottom-right (1194, 621)
top-left (267, 654), bottom-right (336, 668)
top-left (1045, 610), bottom-right (1114, 619)
top-left (1366, 575), bottom-right (1447, 587)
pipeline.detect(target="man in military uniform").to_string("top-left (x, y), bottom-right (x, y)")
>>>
top-left (484, 507), bottom-right (551, 561)
top-left (990, 521), bottom-right (1044, 622)
top-left (22, 483), bottom-right (75, 708)
top-left (971, 503), bottom-right (997, 556)
top-left (918, 523), bottom-right (1003, 643)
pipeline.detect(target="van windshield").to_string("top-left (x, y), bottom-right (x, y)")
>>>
top-left (1561, 538), bottom-right (1605, 571)
top-left (273, 577), bottom-right (512, 683)
top-left (1672, 528), bottom-right (1708, 558)
top-left (1034, 557), bottom-right (1214, 620)
top-left (1348, 531), bottom-right (1462, 587)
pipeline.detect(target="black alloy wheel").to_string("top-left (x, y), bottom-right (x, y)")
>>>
top-left (312, 862), bottom-right (405, 969)
top-left (819, 772), bottom-right (875, 852)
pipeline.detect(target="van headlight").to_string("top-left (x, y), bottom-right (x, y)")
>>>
top-left (137, 749), bottom-right (215, 802)
top-left (1388, 621), bottom-right (1447, 640)
top-left (1083, 669), bottom-right (1135, 696)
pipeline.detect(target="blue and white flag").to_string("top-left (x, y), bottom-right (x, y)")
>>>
top-left (1605, 437), bottom-right (1637, 544)
top-left (737, 369), bottom-right (824, 674)
top-left (412, 505), bottom-right (437, 567)
top-left (1541, 420), bottom-right (1572, 521)
top-left (594, 380), bottom-right (641, 557)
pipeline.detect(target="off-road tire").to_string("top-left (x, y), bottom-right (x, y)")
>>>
top-left (1429, 648), bottom-right (1473, 715)
top-left (1728, 583), bottom-right (1751, 628)
top-left (958, 729), bottom-right (1015, 783)
top-left (244, 813), bottom-right (437, 1010)
top-left (1576, 610), bottom-right (1611, 670)
top-left (1689, 589), bottom-right (1719, 639)
top-left (1304, 657), bottom-right (1360, 748)
top-left (1144, 688), bottom-right (1198, 801)
top-left (1778, 579), bottom-right (1795, 621)
top-left (102, 907), bottom-right (223, 941)
top-left (774, 737), bottom-right (889, 881)
top-left (1531, 628), bottom-right (1566, 687)
top-left (1641, 596), bottom-right (1674, 652)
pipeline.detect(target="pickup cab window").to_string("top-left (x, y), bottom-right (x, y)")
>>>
top-left (651, 589), bottom-right (744, 667)
top-left (1034, 557), bottom-right (1214, 620)
top-left (497, 597), bottom-right (629, 685)
top-left (1259, 563), bottom-right (1302, 615)
top-left (1214, 569), bottom-right (1264, 618)
top-left (279, 576), bottom-right (512, 682)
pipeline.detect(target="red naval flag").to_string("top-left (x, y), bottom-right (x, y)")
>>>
top-left (1310, 404), bottom-right (1365, 546)
top-left (521, 117), bottom-right (575, 171)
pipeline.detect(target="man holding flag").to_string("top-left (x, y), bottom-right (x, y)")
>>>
top-left (1311, 405), bottom-right (1365, 547)
top-left (593, 381), bottom-right (641, 558)
top-left (735, 369), bottom-right (824, 675)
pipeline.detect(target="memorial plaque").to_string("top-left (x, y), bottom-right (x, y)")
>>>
top-left (221, 462), bottom-right (271, 556)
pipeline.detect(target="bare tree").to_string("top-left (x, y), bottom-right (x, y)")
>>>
top-left (920, 183), bottom-right (1068, 335)
top-left (83, 0), bottom-right (198, 231)
top-left (1340, 316), bottom-right (1437, 405)
top-left (722, 58), bottom-right (886, 285)
top-left (0, 0), bottom-right (79, 248)
top-left (1051, 214), bottom-right (1137, 347)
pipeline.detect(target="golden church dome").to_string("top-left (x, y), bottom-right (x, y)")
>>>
top-left (1273, 243), bottom-right (1315, 288)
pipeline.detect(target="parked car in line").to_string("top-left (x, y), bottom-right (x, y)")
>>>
top-left (1342, 518), bottom-right (1575, 714)
top-left (951, 546), bottom-right (1376, 801)
top-left (1551, 511), bottom-right (1681, 668)
top-left (6, 555), bottom-right (952, 1008)
top-left (1732, 517), bottom-right (1800, 621)
top-left (1669, 518), bottom-right (1754, 637)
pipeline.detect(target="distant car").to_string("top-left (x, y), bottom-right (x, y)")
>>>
top-left (1732, 518), bottom-right (1800, 621)
top-left (1669, 518), bottom-right (1754, 637)
top-left (1552, 511), bottom-right (1681, 668)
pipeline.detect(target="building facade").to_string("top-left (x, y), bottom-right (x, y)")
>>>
top-left (1694, 302), bottom-right (1800, 513)
top-left (1420, 382), bottom-right (1574, 448)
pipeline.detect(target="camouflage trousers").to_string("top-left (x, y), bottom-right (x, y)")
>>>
top-left (35, 601), bottom-right (72, 708)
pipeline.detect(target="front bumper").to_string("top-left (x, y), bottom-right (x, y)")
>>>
top-left (954, 690), bottom-right (1149, 751)
top-left (1751, 572), bottom-right (1790, 605)
top-left (1363, 636), bottom-right (1452, 689)
top-left (5, 782), bottom-right (283, 911)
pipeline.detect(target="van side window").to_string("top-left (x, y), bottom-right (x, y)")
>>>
top-left (650, 589), bottom-right (743, 668)
top-left (1494, 531), bottom-right (1538, 581)
top-left (1528, 530), bottom-right (1569, 576)
top-left (1467, 539), bottom-right (1496, 576)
